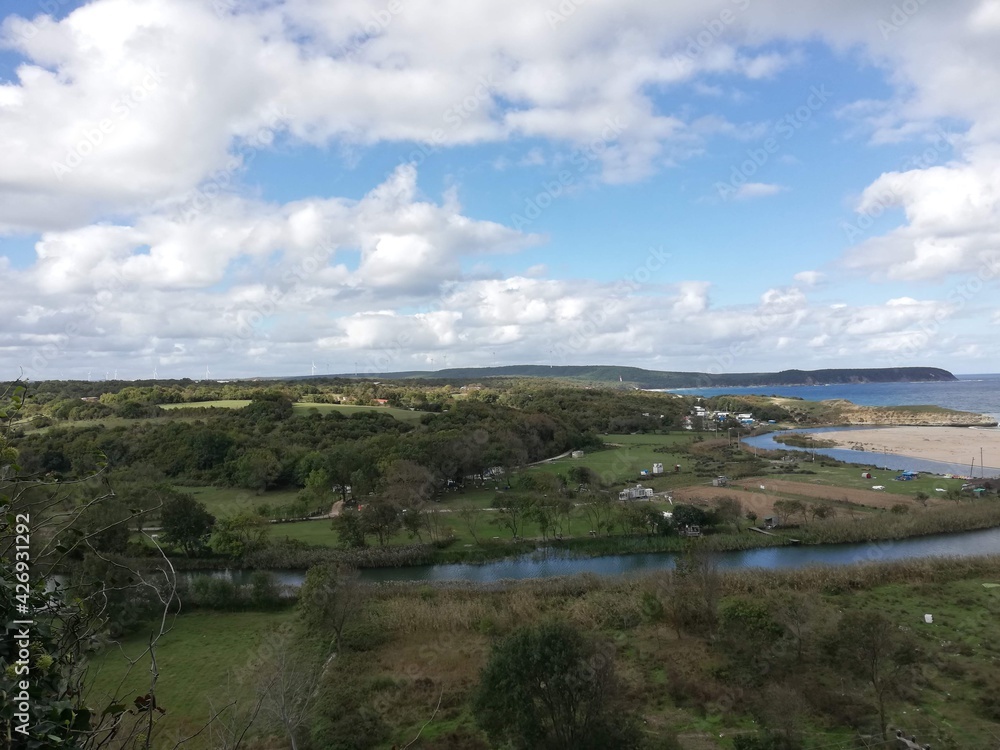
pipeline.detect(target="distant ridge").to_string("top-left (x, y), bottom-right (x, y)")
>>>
top-left (331, 365), bottom-right (957, 389)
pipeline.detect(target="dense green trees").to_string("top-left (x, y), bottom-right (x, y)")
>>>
top-left (8, 379), bottom-right (709, 553)
top-left (211, 512), bottom-right (270, 558)
top-left (671, 503), bottom-right (711, 528)
top-left (231, 448), bottom-right (282, 493)
top-left (1, 382), bottom-right (182, 747)
top-left (473, 622), bottom-right (643, 749)
top-left (160, 493), bottom-right (216, 555)
top-left (297, 563), bottom-right (365, 657)
top-left (829, 610), bottom-right (919, 740)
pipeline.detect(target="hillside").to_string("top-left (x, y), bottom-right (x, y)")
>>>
top-left (338, 365), bottom-right (958, 389)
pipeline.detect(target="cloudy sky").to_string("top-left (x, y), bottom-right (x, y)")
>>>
top-left (2, 0), bottom-right (1000, 380)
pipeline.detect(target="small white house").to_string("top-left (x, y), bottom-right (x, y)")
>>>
top-left (619, 484), bottom-right (654, 501)
top-left (652, 462), bottom-right (664, 475)
top-left (571, 450), bottom-right (585, 459)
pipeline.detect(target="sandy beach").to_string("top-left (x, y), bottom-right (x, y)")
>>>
top-left (820, 426), bottom-right (1000, 471)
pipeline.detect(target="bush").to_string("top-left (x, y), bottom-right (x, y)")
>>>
top-left (249, 571), bottom-right (283, 609)
top-left (189, 576), bottom-right (241, 610)
top-left (473, 622), bottom-right (643, 749)
top-left (184, 573), bottom-right (285, 611)
top-left (310, 657), bottom-right (390, 750)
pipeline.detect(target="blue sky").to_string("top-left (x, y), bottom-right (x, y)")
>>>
top-left (1, 0), bottom-right (998, 380)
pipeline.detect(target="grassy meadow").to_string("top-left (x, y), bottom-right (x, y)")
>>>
top-left (177, 484), bottom-right (303, 518)
top-left (89, 557), bottom-right (1000, 749)
top-left (86, 610), bottom-right (295, 741)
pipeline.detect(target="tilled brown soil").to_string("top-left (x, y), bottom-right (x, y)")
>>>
top-left (670, 476), bottom-right (937, 514)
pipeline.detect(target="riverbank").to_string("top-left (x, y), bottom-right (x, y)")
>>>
top-left (120, 500), bottom-right (1000, 581)
top-left (819, 425), bottom-right (1000, 472)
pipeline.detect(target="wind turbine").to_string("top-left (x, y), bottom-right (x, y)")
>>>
top-left (152, 366), bottom-right (158, 380)
top-left (87, 370), bottom-right (92, 381)
top-left (311, 361), bottom-right (317, 376)
top-left (205, 366), bottom-right (212, 380)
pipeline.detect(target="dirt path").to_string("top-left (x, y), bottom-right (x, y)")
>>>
top-left (526, 450), bottom-right (573, 466)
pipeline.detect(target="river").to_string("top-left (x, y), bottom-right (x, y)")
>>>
top-left (183, 525), bottom-right (1000, 586)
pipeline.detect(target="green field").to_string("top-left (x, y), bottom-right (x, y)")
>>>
top-left (159, 399), bottom-right (251, 409)
top-left (532, 432), bottom-right (700, 488)
top-left (87, 610), bottom-right (294, 742)
top-left (768, 460), bottom-right (970, 498)
top-left (177, 485), bottom-right (304, 518)
top-left (160, 400), bottom-right (426, 422)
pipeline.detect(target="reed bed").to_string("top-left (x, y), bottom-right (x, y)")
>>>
top-left (367, 554), bottom-right (1000, 636)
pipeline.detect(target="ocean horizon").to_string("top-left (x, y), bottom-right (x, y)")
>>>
top-left (664, 373), bottom-right (1000, 423)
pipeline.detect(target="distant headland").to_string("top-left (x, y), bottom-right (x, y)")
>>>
top-left (333, 365), bottom-right (958, 389)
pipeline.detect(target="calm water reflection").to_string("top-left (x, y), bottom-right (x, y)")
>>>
top-left (185, 525), bottom-right (1000, 585)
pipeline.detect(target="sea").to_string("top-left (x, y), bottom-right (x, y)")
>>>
top-left (667, 373), bottom-right (1000, 424)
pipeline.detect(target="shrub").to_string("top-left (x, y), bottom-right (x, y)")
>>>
top-left (473, 622), bottom-right (643, 749)
top-left (249, 571), bottom-right (283, 609)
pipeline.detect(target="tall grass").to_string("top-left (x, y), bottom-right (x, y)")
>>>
top-left (793, 501), bottom-right (1000, 545)
top-left (367, 554), bottom-right (1000, 637)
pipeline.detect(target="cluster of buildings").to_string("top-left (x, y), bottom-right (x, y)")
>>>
top-left (681, 405), bottom-right (757, 431)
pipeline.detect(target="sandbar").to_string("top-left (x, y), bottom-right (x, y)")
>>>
top-left (819, 426), bottom-right (1000, 471)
